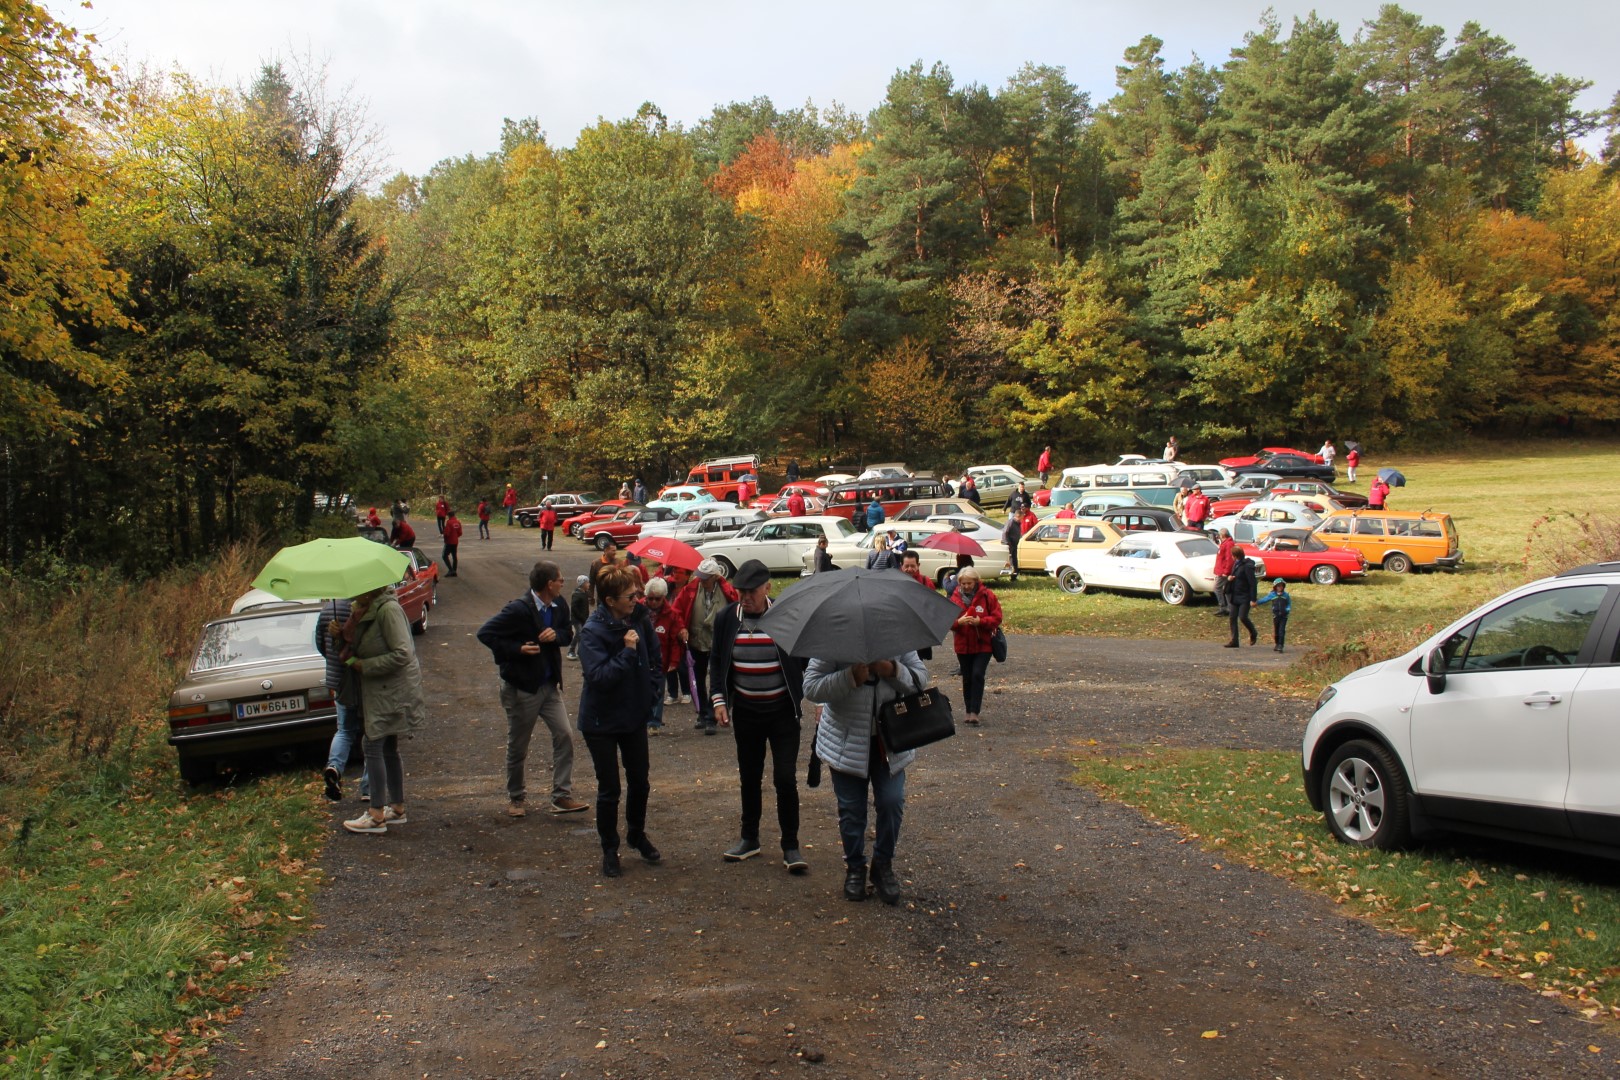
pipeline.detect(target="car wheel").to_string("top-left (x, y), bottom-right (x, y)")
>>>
top-left (1057, 567), bottom-right (1087, 595)
top-left (1321, 739), bottom-right (1411, 850)
top-left (1309, 564), bottom-right (1340, 585)
top-left (594, 534), bottom-right (612, 551)
top-left (178, 756), bottom-right (214, 786)
top-left (714, 556), bottom-right (737, 577)
top-left (518, 517), bottom-right (534, 529)
top-left (1382, 552), bottom-right (1412, 574)
top-left (412, 605), bottom-right (428, 636)
top-left (1160, 575), bottom-right (1190, 605)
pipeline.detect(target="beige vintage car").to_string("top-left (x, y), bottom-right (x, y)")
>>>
top-left (1017, 518), bottom-right (1126, 572)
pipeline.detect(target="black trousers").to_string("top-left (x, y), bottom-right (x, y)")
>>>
top-left (584, 729), bottom-right (650, 852)
top-left (690, 648), bottom-right (714, 722)
top-left (442, 543), bottom-right (458, 574)
top-left (540, 528), bottom-right (554, 550)
top-left (1228, 601), bottom-right (1257, 644)
top-left (732, 704), bottom-right (801, 849)
top-left (1273, 613), bottom-right (1289, 647)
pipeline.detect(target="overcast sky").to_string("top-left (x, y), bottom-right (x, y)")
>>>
top-left (60, 0), bottom-right (1617, 180)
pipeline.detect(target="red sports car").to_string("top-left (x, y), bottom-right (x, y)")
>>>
top-left (581, 507), bottom-right (679, 549)
top-left (1219, 447), bottom-right (1326, 469)
top-left (1239, 528), bottom-right (1367, 585)
top-left (566, 500), bottom-right (643, 537)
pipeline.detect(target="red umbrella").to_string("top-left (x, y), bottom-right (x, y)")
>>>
top-left (627, 535), bottom-right (703, 571)
top-left (919, 531), bottom-right (985, 557)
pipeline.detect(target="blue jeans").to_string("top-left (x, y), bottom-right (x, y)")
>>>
top-left (325, 703), bottom-right (368, 795)
top-left (830, 754), bottom-right (905, 870)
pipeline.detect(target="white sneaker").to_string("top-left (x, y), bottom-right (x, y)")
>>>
top-left (679, 694), bottom-right (691, 704)
top-left (383, 806), bottom-right (408, 825)
top-left (664, 694), bottom-right (677, 705)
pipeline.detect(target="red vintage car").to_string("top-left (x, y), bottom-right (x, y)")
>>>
top-left (1239, 528), bottom-right (1367, 586)
top-left (566, 500), bottom-right (643, 537)
top-left (1219, 447), bottom-right (1326, 469)
top-left (580, 507), bottom-right (679, 550)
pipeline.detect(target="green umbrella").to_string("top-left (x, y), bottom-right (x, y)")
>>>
top-left (252, 537), bottom-right (410, 601)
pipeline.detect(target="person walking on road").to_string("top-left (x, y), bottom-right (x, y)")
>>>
top-left (1224, 553), bottom-right (1259, 648)
top-left (477, 560), bottom-right (590, 819)
top-left (1212, 530), bottom-right (1237, 617)
top-left (538, 505), bottom-right (557, 551)
top-left (577, 566), bottom-right (663, 878)
top-left (1255, 577), bottom-right (1292, 652)
top-left (477, 498), bottom-right (491, 540)
top-left (803, 649), bottom-right (929, 905)
top-left (567, 575), bottom-right (591, 660)
top-left (949, 567), bottom-right (1003, 726)
top-left (341, 584), bottom-right (427, 834)
top-left (441, 509), bottom-right (463, 577)
top-left (434, 495), bottom-right (448, 535)
top-left (709, 560), bottom-right (809, 873)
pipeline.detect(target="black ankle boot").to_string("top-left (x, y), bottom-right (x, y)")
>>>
top-left (629, 833), bottom-right (661, 863)
top-left (870, 861), bottom-right (900, 905)
top-left (602, 850), bottom-right (622, 878)
top-left (843, 866), bottom-right (868, 901)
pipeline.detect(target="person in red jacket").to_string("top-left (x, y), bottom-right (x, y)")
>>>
top-left (391, 515), bottom-right (416, 550)
top-left (502, 484), bottom-right (518, 526)
top-left (785, 490), bottom-right (807, 517)
top-left (645, 577), bottom-right (687, 713)
top-left (948, 567), bottom-right (1002, 726)
top-left (477, 498), bottom-right (491, 540)
top-left (1182, 486), bottom-right (1211, 531)
top-left (1036, 445), bottom-right (1052, 486)
top-left (1212, 529), bottom-right (1237, 616)
top-left (442, 509), bottom-right (464, 576)
top-left (435, 495), bottom-right (449, 535)
top-left (538, 505), bottom-right (558, 551)
top-left (672, 559), bottom-right (739, 732)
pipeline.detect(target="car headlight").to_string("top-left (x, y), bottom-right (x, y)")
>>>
top-left (1313, 685), bottom-right (1337, 712)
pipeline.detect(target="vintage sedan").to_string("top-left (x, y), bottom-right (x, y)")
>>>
top-left (1018, 518), bottom-right (1126, 567)
top-left (582, 506), bottom-right (680, 549)
top-left (675, 508), bottom-right (766, 547)
top-left (806, 521), bottom-right (1009, 586)
top-left (648, 485), bottom-right (718, 512)
top-left (1267, 480), bottom-right (1369, 509)
top-left (167, 601), bottom-right (338, 784)
top-left (1219, 447), bottom-right (1326, 469)
top-left (700, 515), bottom-right (858, 575)
top-left (1240, 528), bottom-right (1368, 585)
top-left (397, 547), bottom-right (439, 634)
top-left (1045, 532), bottom-right (1227, 605)
top-left (639, 502), bottom-right (739, 540)
top-left (925, 513), bottom-right (1006, 546)
top-left (515, 492), bottom-right (601, 528)
top-left (566, 500), bottom-right (643, 537)
top-left (1228, 451), bottom-right (1336, 482)
top-left (1098, 506), bottom-right (1193, 534)
top-left (1206, 500), bottom-right (1325, 545)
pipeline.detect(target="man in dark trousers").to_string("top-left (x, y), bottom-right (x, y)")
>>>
top-left (710, 559), bottom-right (809, 874)
top-left (1223, 552), bottom-right (1259, 648)
top-left (442, 508), bottom-right (463, 577)
top-left (477, 561), bottom-right (590, 817)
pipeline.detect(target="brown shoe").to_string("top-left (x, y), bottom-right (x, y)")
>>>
top-left (506, 801), bottom-right (526, 818)
top-left (551, 796), bottom-right (589, 814)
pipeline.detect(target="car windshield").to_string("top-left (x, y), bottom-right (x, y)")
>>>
top-left (192, 611), bottom-right (320, 673)
top-left (827, 518), bottom-right (856, 538)
top-left (1175, 537), bottom-right (1219, 558)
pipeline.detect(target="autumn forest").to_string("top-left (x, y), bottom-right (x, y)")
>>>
top-left (3, 1), bottom-right (1619, 573)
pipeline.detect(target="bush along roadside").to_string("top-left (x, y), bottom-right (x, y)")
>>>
top-left (1073, 748), bottom-right (1620, 1018)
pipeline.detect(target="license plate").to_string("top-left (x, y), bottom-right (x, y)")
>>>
top-left (236, 694), bottom-right (306, 720)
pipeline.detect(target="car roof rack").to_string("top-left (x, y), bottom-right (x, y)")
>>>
top-left (1555, 561), bottom-right (1620, 578)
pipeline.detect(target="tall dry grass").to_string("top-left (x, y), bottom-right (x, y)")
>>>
top-left (0, 545), bottom-right (265, 788)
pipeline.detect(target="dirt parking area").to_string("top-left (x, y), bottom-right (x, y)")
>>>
top-left (212, 528), bottom-right (1609, 1078)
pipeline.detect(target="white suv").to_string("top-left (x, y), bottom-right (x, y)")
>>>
top-left (1301, 562), bottom-right (1620, 858)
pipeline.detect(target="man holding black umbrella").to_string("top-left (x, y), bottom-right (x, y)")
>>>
top-left (711, 559), bottom-right (809, 874)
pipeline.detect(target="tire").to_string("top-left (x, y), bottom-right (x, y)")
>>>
top-left (1309, 564), bottom-right (1340, 585)
top-left (412, 604), bottom-right (428, 636)
top-left (1057, 567), bottom-right (1087, 595)
top-left (178, 756), bottom-right (213, 786)
top-left (594, 533), bottom-right (612, 551)
top-left (713, 555), bottom-right (737, 577)
top-left (518, 516), bottom-right (535, 529)
top-left (1159, 575), bottom-right (1191, 605)
top-left (1321, 739), bottom-right (1412, 850)
top-left (1382, 552), bottom-right (1412, 574)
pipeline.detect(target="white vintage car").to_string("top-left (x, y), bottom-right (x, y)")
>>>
top-left (1205, 499), bottom-right (1325, 545)
top-left (699, 515), bottom-right (858, 575)
top-left (1045, 531), bottom-right (1227, 606)
top-left (804, 521), bottom-right (1009, 586)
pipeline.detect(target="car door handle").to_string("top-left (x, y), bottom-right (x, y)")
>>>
top-left (1522, 692), bottom-right (1562, 707)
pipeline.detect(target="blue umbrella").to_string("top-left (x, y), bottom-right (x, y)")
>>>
top-left (1377, 467), bottom-right (1406, 487)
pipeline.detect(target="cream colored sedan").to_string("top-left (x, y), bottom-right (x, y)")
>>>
top-left (1017, 517), bottom-right (1125, 572)
top-left (801, 521), bottom-right (1008, 587)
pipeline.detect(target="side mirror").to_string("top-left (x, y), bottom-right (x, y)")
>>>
top-left (1424, 647), bottom-right (1448, 695)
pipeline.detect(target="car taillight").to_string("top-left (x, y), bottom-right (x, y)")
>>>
top-left (308, 686), bottom-right (334, 704)
top-left (167, 702), bottom-right (229, 728)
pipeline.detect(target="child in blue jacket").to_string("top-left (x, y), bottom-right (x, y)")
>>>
top-left (1255, 578), bottom-right (1291, 652)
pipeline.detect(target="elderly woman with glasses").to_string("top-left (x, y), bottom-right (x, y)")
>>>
top-left (577, 565), bottom-right (663, 878)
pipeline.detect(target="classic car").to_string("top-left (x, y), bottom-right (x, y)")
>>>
top-left (167, 601), bottom-right (337, 784)
top-left (396, 547), bottom-right (439, 634)
top-left (1219, 447), bottom-right (1326, 469)
top-left (1018, 518), bottom-right (1126, 567)
top-left (674, 509), bottom-right (767, 547)
top-left (638, 502), bottom-right (740, 540)
top-left (924, 513), bottom-right (1007, 546)
top-left (1045, 532), bottom-right (1230, 605)
top-left (893, 498), bottom-right (977, 522)
top-left (806, 521), bottom-right (1009, 586)
top-left (581, 506), bottom-right (680, 549)
top-left (1220, 450), bottom-right (1336, 482)
top-left (514, 492), bottom-right (601, 528)
top-left (1266, 480), bottom-right (1369, 509)
top-left (1239, 528), bottom-right (1367, 585)
top-left (1206, 500), bottom-right (1326, 545)
top-left (962, 465), bottom-right (1026, 509)
top-left (701, 515), bottom-right (858, 575)
top-left (566, 500), bottom-right (643, 537)
top-left (648, 485), bottom-right (719, 512)
top-left (1098, 506), bottom-right (1194, 534)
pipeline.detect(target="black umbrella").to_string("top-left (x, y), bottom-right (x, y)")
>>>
top-left (1177, 473), bottom-right (1198, 488)
top-left (758, 568), bottom-right (963, 663)
top-left (1344, 440), bottom-right (1362, 453)
top-left (1377, 467), bottom-right (1407, 487)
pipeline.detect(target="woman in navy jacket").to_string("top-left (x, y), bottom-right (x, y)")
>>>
top-left (577, 565), bottom-right (663, 878)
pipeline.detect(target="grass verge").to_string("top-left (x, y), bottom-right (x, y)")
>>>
top-left (1073, 747), bottom-right (1620, 1018)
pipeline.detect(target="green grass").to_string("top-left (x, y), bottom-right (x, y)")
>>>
top-left (0, 732), bottom-right (326, 1077)
top-left (1074, 748), bottom-right (1620, 1017)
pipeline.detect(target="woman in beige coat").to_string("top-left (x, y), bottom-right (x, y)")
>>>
top-left (342, 586), bottom-right (427, 834)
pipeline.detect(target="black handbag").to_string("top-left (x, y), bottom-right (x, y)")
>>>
top-left (877, 685), bottom-right (955, 752)
top-left (990, 627), bottom-right (1008, 663)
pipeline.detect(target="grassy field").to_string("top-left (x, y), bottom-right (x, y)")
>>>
top-left (1075, 749), bottom-right (1620, 1018)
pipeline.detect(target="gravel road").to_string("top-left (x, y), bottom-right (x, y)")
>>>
top-left (211, 527), bottom-right (1611, 1079)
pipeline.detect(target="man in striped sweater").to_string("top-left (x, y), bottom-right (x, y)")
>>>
top-left (710, 559), bottom-right (809, 874)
